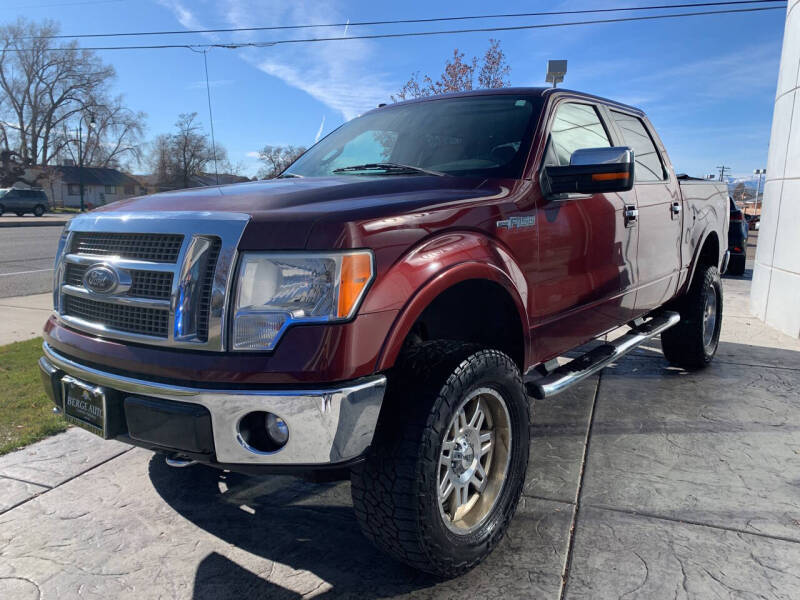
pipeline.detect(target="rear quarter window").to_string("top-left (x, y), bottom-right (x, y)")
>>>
top-left (610, 111), bottom-right (667, 182)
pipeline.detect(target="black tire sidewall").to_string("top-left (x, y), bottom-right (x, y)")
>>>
top-left (417, 351), bottom-right (530, 567)
top-left (699, 267), bottom-right (723, 361)
top-left (34, 205), bottom-right (44, 217)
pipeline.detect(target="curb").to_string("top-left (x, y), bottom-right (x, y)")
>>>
top-left (0, 220), bottom-right (69, 228)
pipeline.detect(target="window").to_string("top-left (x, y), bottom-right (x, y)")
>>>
top-left (545, 102), bottom-right (611, 167)
top-left (610, 111), bottom-right (666, 182)
top-left (284, 95), bottom-right (542, 179)
top-left (67, 184), bottom-right (80, 196)
top-left (124, 185), bottom-right (134, 195)
top-left (105, 185), bottom-right (116, 194)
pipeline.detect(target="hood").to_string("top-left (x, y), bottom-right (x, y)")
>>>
top-left (96, 176), bottom-right (507, 250)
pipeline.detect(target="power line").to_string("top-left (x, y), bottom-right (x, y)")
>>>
top-left (0, 5), bottom-right (786, 52)
top-left (0, 0), bottom-right (123, 9)
top-left (201, 50), bottom-right (219, 186)
top-left (15, 0), bottom-right (787, 40)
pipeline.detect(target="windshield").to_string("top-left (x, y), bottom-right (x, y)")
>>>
top-left (285, 94), bottom-right (543, 179)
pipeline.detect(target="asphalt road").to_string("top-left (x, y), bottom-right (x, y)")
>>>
top-left (0, 227), bottom-right (62, 298)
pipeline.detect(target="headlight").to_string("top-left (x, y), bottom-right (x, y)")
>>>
top-left (231, 251), bottom-right (373, 351)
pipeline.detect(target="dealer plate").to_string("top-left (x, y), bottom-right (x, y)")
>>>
top-left (61, 376), bottom-right (108, 438)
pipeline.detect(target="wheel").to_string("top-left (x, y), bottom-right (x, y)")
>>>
top-left (15, 212), bottom-right (24, 217)
top-left (33, 204), bottom-right (45, 217)
top-left (661, 264), bottom-right (723, 369)
top-left (727, 253), bottom-right (745, 276)
top-left (351, 340), bottom-right (530, 577)
top-left (0, 204), bottom-right (4, 216)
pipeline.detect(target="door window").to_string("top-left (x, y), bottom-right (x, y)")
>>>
top-left (610, 111), bottom-right (666, 182)
top-left (544, 102), bottom-right (612, 167)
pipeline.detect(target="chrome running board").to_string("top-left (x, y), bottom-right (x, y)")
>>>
top-left (526, 311), bottom-right (680, 400)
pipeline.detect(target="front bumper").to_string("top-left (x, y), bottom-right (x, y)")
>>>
top-left (40, 342), bottom-right (386, 467)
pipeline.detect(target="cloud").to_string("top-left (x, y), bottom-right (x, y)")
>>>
top-left (158, 0), bottom-right (394, 120)
top-left (245, 151), bottom-right (260, 158)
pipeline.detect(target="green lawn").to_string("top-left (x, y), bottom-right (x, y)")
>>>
top-left (0, 337), bottom-right (68, 455)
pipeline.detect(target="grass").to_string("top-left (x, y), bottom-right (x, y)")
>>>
top-left (0, 337), bottom-right (68, 455)
top-left (51, 207), bottom-right (82, 214)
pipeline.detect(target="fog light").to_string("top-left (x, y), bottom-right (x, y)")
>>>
top-left (265, 413), bottom-right (289, 446)
top-left (238, 411), bottom-right (289, 454)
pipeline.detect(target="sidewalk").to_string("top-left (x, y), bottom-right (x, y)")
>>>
top-left (0, 273), bottom-right (798, 599)
top-left (0, 293), bottom-right (51, 344)
top-left (0, 214), bottom-right (70, 228)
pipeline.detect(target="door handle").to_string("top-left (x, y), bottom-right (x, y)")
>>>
top-left (624, 205), bottom-right (638, 227)
top-left (671, 201), bottom-right (682, 215)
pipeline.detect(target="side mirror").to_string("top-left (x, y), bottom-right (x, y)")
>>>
top-left (544, 146), bottom-right (634, 195)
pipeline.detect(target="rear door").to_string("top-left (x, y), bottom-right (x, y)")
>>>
top-left (531, 99), bottom-right (639, 358)
top-left (607, 110), bottom-right (682, 312)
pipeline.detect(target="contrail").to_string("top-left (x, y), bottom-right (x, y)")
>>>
top-left (314, 115), bottom-right (326, 143)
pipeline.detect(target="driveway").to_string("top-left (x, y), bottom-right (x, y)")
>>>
top-left (1, 272), bottom-right (799, 599)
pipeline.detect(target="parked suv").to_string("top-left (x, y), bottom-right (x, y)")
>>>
top-left (0, 188), bottom-right (50, 217)
top-left (727, 196), bottom-right (748, 275)
top-left (39, 88), bottom-right (729, 576)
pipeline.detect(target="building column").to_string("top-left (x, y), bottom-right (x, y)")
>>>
top-left (751, 0), bottom-right (800, 339)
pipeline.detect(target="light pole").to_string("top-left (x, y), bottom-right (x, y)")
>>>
top-left (753, 168), bottom-right (766, 216)
top-left (77, 112), bottom-right (96, 212)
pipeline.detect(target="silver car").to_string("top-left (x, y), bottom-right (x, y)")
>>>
top-left (0, 188), bottom-right (50, 217)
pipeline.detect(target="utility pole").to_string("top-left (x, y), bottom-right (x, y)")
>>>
top-left (753, 168), bottom-right (766, 215)
top-left (716, 165), bottom-right (730, 182)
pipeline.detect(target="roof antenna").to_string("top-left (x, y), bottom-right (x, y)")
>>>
top-left (203, 49), bottom-right (220, 185)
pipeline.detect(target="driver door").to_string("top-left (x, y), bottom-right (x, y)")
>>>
top-left (531, 99), bottom-right (639, 358)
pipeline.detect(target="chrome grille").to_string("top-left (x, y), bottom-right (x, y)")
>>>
top-left (72, 232), bottom-right (184, 262)
top-left (64, 263), bottom-right (173, 300)
top-left (63, 295), bottom-right (169, 338)
top-left (55, 212), bottom-right (250, 351)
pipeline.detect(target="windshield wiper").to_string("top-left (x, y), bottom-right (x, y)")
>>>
top-left (332, 162), bottom-right (447, 177)
top-left (277, 172), bottom-right (303, 178)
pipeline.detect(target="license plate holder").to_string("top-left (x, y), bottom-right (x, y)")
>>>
top-left (61, 376), bottom-right (108, 438)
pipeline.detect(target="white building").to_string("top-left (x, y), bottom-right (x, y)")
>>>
top-left (751, 0), bottom-right (800, 338)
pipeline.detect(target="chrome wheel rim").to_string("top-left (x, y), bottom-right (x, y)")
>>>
top-left (437, 387), bottom-right (511, 535)
top-left (702, 285), bottom-right (718, 349)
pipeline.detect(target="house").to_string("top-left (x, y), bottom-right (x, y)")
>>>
top-left (48, 166), bottom-right (145, 209)
top-left (133, 172), bottom-right (251, 195)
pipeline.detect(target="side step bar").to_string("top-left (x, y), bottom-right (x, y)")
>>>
top-left (526, 311), bottom-right (680, 400)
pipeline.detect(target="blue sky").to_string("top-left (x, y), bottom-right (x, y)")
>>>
top-left (4, 0), bottom-right (787, 178)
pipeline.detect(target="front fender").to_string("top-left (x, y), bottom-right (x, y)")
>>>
top-left (361, 232), bottom-right (530, 371)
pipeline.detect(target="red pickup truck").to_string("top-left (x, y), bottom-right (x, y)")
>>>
top-left (39, 87), bottom-right (728, 576)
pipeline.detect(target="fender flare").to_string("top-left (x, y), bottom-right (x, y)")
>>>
top-left (374, 257), bottom-right (530, 372)
top-left (684, 227), bottom-right (721, 293)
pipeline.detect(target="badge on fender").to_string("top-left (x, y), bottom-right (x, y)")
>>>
top-left (496, 216), bottom-right (535, 230)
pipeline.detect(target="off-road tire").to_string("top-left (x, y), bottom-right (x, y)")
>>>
top-left (351, 340), bottom-right (530, 578)
top-left (33, 204), bottom-right (45, 217)
top-left (727, 253), bottom-right (745, 276)
top-left (661, 264), bottom-right (723, 368)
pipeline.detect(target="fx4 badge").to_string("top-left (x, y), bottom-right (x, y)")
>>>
top-left (496, 216), bottom-right (535, 230)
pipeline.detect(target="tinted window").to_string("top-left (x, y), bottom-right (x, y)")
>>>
top-left (286, 95), bottom-right (542, 179)
top-left (610, 111), bottom-right (666, 182)
top-left (544, 102), bottom-right (611, 166)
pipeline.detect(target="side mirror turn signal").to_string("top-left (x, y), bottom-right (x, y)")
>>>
top-left (544, 146), bottom-right (634, 195)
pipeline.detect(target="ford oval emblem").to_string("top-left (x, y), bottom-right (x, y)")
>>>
top-left (83, 264), bottom-right (119, 295)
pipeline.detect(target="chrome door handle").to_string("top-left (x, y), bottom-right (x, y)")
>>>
top-left (624, 205), bottom-right (638, 227)
top-left (671, 202), bottom-right (682, 214)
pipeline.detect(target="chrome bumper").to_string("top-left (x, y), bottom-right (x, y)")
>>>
top-left (41, 342), bottom-right (386, 465)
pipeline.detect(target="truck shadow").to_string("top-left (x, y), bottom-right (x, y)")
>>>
top-left (148, 457), bottom-right (438, 598)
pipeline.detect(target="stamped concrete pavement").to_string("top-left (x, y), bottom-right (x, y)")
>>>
top-left (1, 271), bottom-right (799, 599)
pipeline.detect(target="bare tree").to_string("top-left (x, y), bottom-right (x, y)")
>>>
top-left (148, 113), bottom-right (222, 189)
top-left (256, 145), bottom-right (306, 179)
top-left (0, 19), bottom-right (144, 172)
top-left (393, 39), bottom-right (511, 101)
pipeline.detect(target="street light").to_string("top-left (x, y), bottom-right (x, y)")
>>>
top-left (753, 168), bottom-right (766, 216)
top-left (77, 112), bottom-right (96, 212)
